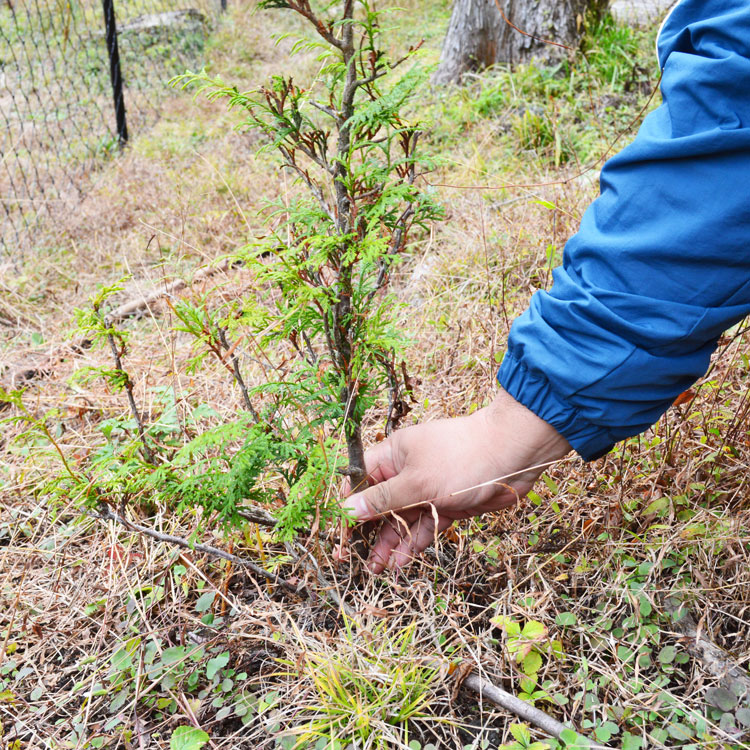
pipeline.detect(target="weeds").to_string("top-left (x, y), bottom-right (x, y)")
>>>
top-left (274, 620), bottom-right (439, 749)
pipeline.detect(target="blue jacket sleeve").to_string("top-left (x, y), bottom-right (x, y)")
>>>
top-left (497, 0), bottom-right (750, 460)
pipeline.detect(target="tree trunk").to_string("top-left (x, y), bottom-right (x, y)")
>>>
top-left (434, 0), bottom-right (609, 86)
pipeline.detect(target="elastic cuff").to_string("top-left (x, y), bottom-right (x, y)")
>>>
top-left (497, 350), bottom-right (616, 461)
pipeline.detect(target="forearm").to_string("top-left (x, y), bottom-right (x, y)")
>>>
top-left (499, 0), bottom-right (750, 460)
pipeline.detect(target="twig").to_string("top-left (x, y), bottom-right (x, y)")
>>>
top-left (104, 330), bottom-right (154, 464)
top-left (96, 505), bottom-right (351, 617)
top-left (663, 595), bottom-right (750, 699)
top-left (216, 326), bottom-right (259, 421)
top-left (237, 506), bottom-right (278, 527)
top-left (309, 100), bottom-right (339, 121)
top-left (95, 504), bottom-right (300, 595)
top-left (434, 661), bottom-right (614, 750)
top-left (463, 669), bottom-right (570, 738)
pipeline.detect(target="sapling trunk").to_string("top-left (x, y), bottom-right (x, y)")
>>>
top-left (175, 0), bottom-right (443, 536)
top-left (332, 267), bottom-right (368, 489)
top-left (100, 312), bottom-right (154, 465)
top-left (330, 0), bottom-right (368, 490)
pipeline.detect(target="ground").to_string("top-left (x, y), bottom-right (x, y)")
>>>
top-left (2, 2), bottom-right (750, 749)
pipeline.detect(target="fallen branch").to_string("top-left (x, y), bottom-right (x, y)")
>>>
top-left (663, 595), bottom-right (750, 700)
top-left (431, 660), bottom-right (614, 750)
top-left (106, 260), bottom-right (236, 326)
top-left (96, 504), bottom-right (300, 595)
top-left (95, 504), bottom-right (355, 618)
top-left (463, 670), bottom-right (571, 738)
top-left (1, 260), bottom-right (239, 391)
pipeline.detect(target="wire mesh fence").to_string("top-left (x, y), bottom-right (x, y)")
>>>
top-left (1, 0), bottom-right (224, 260)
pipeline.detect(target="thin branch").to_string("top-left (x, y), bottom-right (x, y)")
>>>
top-left (356, 46), bottom-right (420, 94)
top-left (458, 667), bottom-right (614, 750)
top-left (109, 260), bottom-right (236, 323)
top-left (353, 68), bottom-right (387, 90)
top-left (216, 327), bottom-right (260, 422)
top-left (96, 504), bottom-right (300, 594)
top-left (289, 329), bottom-right (318, 368)
top-left (491, 0), bottom-right (573, 52)
top-left (237, 506), bottom-right (278, 527)
top-left (105, 330), bottom-right (154, 464)
top-left (96, 506), bottom-right (351, 617)
top-left (463, 669), bottom-right (569, 738)
top-left (281, 141), bottom-right (334, 177)
top-left (1, 261), bottom-right (239, 392)
top-left (301, 330), bottom-right (318, 366)
top-left (281, 160), bottom-right (336, 222)
top-left (285, 0), bottom-right (343, 50)
top-left (385, 355), bottom-right (398, 436)
top-left (309, 100), bottom-right (339, 122)
top-left (365, 204), bottom-right (414, 303)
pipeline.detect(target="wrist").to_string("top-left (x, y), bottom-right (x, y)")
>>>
top-left (472, 389), bottom-right (571, 496)
top-left (488, 388), bottom-right (571, 456)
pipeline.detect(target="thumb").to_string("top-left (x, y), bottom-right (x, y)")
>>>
top-left (343, 471), bottom-right (421, 522)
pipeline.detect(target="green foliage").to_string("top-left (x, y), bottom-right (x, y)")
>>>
top-left (499, 723), bottom-right (551, 750)
top-left (62, 621), bottom-right (260, 746)
top-left (582, 13), bottom-right (652, 89)
top-left (169, 0), bottom-right (442, 531)
top-left (274, 620), bottom-right (438, 748)
top-left (491, 615), bottom-right (563, 704)
top-left (3, 1), bottom-right (443, 542)
top-left (550, 545), bottom-right (732, 749)
top-left (170, 726), bottom-right (210, 750)
top-left (432, 14), bottom-right (657, 167)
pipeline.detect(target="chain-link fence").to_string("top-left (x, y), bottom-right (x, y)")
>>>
top-left (1, 0), bottom-right (224, 259)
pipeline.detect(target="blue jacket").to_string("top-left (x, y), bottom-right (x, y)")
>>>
top-left (497, 0), bottom-right (750, 460)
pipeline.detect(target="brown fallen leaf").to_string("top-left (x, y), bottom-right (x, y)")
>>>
top-left (673, 389), bottom-right (695, 407)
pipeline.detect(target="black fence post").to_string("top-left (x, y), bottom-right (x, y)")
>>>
top-left (101, 0), bottom-right (128, 145)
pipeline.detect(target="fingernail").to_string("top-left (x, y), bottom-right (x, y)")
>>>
top-left (345, 494), bottom-right (370, 520)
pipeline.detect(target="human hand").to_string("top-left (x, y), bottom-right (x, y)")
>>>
top-left (339, 390), bottom-right (571, 573)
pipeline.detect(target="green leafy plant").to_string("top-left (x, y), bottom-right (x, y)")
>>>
top-left (499, 723), bottom-right (551, 750)
top-left (4, 0), bottom-right (441, 545)
top-left (173, 0), bottom-right (441, 535)
top-left (170, 726), bottom-right (210, 750)
top-left (274, 619), bottom-right (438, 748)
top-left (491, 615), bottom-right (563, 703)
top-left (72, 279), bottom-right (155, 463)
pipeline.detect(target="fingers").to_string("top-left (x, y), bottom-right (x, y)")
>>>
top-left (340, 436), bottom-right (397, 498)
top-left (342, 470), bottom-right (417, 523)
top-left (368, 510), bottom-right (453, 573)
top-left (390, 513), bottom-right (453, 569)
top-left (335, 437), bottom-right (400, 561)
top-left (368, 509), bottom-right (419, 572)
top-left (362, 437), bottom-right (398, 485)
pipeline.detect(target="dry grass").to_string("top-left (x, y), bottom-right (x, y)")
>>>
top-left (2, 3), bottom-right (750, 749)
